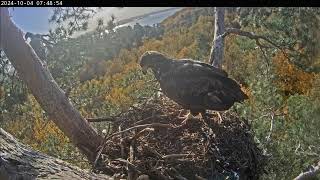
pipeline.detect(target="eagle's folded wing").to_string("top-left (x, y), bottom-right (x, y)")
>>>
top-left (160, 62), bottom-right (247, 111)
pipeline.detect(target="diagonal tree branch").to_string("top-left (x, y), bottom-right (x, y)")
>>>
top-left (218, 28), bottom-right (291, 58)
top-left (294, 161), bottom-right (320, 180)
top-left (0, 7), bottom-right (103, 163)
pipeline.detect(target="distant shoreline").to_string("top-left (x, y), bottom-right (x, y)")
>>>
top-left (116, 7), bottom-right (182, 26)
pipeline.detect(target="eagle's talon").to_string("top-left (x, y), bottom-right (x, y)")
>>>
top-left (178, 112), bottom-right (194, 124)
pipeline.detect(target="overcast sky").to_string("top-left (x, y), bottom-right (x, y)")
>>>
top-left (10, 7), bottom-right (174, 34)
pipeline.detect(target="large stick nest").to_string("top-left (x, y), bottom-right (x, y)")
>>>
top-left (95, 97), bottom-right (266, 180)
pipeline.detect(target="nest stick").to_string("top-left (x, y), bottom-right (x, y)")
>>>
top-left (128, 138), bottom-right (135, 180)
top-left (105, 123), bottom-right (173, 142)
top-left (119, 125), bottom-right (125, 158)
top-left (162, 154), bottom-right (194, 159)
top-left (94, 123), bottom-right (172, 169)
top-left (128, 127), bottom-right (154, 179)
top-left (115, 158), bottom-right (141, 173)
top-left (86, 117), bottom-right (115, 122)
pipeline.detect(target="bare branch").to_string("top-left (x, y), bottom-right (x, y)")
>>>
top-left (114, 158), bottom-right (142, 173)
top-left (221, 28), bottom-right (291, 58)
top-left (86, 117), bottom-right (115, 122)
top-left (294, 161), bottom-right (320, 180)
top-left (131, 128), bottom-right (154, 141)
top-left (256, 39), bottom-right (271, 67)
top-left (86, 109), bottom-right (127, 122)
top-left (105, 123), bottom-right (173, 142)
top-left (162, 154), bottom-right (194, 159)
top-left (265, 112), bottom-right (275, 143)
top-left (227, 28), bottom-right (286, 50)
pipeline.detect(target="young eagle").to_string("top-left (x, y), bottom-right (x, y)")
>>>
top-left (140, 51), bottom-right (248, 123)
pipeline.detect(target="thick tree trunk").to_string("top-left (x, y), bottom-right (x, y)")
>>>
top-left (209, 7), bottom-right (225, 69)
top-left (0, 128), bottom-right (111, 179)
top-left (0, 8), bottom-right (103, 163)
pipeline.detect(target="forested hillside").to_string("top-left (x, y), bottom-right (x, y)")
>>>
top-left (1, 7), bottom-right (320, 179)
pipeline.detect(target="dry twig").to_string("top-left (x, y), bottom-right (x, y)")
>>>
top-left (294, 161), bottom-right (320, 180)
top-left (94, 98), bottom-right (265, 179)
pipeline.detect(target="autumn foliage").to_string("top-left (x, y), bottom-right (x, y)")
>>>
top-left (273, 52), bottom-right (315, 95)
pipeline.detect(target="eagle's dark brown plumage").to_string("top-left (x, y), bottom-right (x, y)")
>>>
top-left (140, 51), bottom-right (248, 120)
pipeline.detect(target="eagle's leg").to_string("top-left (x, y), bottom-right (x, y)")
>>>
top-left (200, 110), bottom-right (213, 126)
top-left (178, 110), bottom-right (200, 125)
top-left (200, 110), bottom-right (208, 119)
top-left (216, 112), bottom-right (223, 123)
top-left (180, 111), bottom-right (194, 125)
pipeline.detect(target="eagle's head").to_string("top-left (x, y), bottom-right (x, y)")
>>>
top-left (139, 51), bottom-right (170, 74)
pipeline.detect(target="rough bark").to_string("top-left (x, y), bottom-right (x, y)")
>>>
top-left (209, 7), bottom-right (225, 68)
top-left (0, 128), bottom-right (111, 180)
top-left (0, 8), bottom-right (103, 163)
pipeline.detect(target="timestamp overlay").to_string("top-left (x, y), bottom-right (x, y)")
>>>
top-left (0, 0), bottom-right (246, 7)
top-left (0, 0), bottom-right (63, 6)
